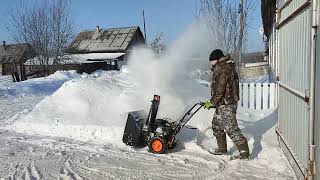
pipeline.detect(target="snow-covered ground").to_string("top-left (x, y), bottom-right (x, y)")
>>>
top-left (0, 76), bottom-right (13, 84)
top-left (0, 21), bottom-right (296, 179)
top-left (0, 71), bottom-right (79, 126)
top-left (0, 69), bottom-right (295, 179)
top-left (240, 74), bottom-right (273, 84)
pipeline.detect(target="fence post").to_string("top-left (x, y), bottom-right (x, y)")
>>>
top-left (262, 83), bottom-right (269, 109)
top-left (256, 83), bottom-right (262, 110)
top-left (249, 83), bottom-right (255, 109)
top-left (270, 83), bottom-right (276, 108)
top-left (242, 83), bottom-right (249, 108)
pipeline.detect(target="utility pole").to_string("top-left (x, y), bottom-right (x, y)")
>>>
top-left (238, 0), bottom-right (244, 69)
top-left (142, 10), bottom-right (147, 45)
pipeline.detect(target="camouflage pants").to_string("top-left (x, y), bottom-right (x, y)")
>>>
top-left (212, 104), bottom-right (247, 145)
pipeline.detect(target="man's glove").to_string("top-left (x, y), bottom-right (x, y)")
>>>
top-left (202, 101), bottom-right (214, 110)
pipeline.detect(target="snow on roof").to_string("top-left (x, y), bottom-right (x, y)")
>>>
top-left (66, 26), bottom-right (145, 54)
top-left (24, 53), bottom-right (125, 65)
top-left (69, 53), bottom-right (125, 62)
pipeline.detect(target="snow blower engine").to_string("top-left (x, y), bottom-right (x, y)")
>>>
top-left (122, 95), bottom-right (203, 154)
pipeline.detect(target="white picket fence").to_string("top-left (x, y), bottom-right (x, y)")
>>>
top-left (239, 83), bottom-right (277, 110)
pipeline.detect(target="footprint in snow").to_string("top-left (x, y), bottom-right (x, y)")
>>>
top-left (184, 159), bottom-right (190, 164)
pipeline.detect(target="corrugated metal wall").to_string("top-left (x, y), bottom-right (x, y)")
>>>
top-left (275, 1), bottom-right (312, 178)
top-left (280, 0), bottom-right (310, 21)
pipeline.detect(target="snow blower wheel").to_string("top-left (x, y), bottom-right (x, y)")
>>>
top-left (149, 137), bottom-right (166, 154)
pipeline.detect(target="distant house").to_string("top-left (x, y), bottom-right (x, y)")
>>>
top-left (24, 53), bottom-right (128, 77)
top-left (65, 26), bottom-right (145, 73)
top-left (0, 42), bottom-right (36, 81)
top-left (24, 26), bottom-right (145, 76)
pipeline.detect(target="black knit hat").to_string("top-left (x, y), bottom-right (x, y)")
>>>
top-left (209, 49), bottom-right (224, 61)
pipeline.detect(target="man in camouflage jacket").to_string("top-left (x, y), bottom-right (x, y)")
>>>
top-left (204, 49), bottom-right (250, 159)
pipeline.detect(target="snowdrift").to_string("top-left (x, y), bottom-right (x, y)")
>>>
top-left (0, 70), bottom-right (79, 97)
top-left (10, 68), bottom-right (213, 147)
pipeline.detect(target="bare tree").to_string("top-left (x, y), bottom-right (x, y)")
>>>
top-left (150, 32), bottom-right (166, 54)
top-left (2, 0), bottom-right (74, 76)
top-left (197, 0), bottom-right (257, 68)
top-left (238, 0), bottom-right (257, 67)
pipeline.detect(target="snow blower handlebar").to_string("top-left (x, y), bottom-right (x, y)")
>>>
top-left (174, 102), bottom-right (204, 136)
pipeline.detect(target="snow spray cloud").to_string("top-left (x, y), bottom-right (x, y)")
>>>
top-left (125, 19), bottom-right (218, 117)
top-left (128, 19), bottom-right (215, 87)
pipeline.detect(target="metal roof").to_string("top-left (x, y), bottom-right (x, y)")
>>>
top-left (0, 43), bottom-right (35, 64)
top-left (66, 26), bottom-right (145, 54)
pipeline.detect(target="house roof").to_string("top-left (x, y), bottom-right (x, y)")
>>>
top-left (24, 53), bottom-right (125, 65)
top-left (0, 43), bottom-right (36, 64)
top-left (66, 26), bottom-right (145, 54)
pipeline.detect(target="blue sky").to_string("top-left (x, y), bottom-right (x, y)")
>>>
top-left (0, 0), bottom-right (264, 52)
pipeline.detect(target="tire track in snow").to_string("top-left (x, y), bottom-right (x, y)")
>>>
top-left (9, 162), bottom-right (42, 180)
top-left (73, 147), bottom-right (228, 180)
top-left (58, 157), bottom-right (83, 180)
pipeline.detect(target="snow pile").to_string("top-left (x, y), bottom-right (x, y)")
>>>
top-left (0, 70), bottom-right (79, 97)
top-left (10, 69), bottom-right (212, 146)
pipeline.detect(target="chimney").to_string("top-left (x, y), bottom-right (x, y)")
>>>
top-left (96, 26), bottom-right (100, 33)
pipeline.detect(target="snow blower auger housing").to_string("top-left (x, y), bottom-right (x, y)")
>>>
top-left (122, 95), bottom-right (203, 154)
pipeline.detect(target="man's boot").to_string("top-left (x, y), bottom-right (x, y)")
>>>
top-left (231, 141), bottom-right (250, 160)
top-left (210, 135), bottom-right (227, 155)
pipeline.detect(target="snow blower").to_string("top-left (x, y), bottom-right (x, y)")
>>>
top-left (122, 95), bottom-right (203, 154)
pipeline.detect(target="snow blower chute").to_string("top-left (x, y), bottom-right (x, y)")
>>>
top-left (122, 95), bottom-right (203, 154)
